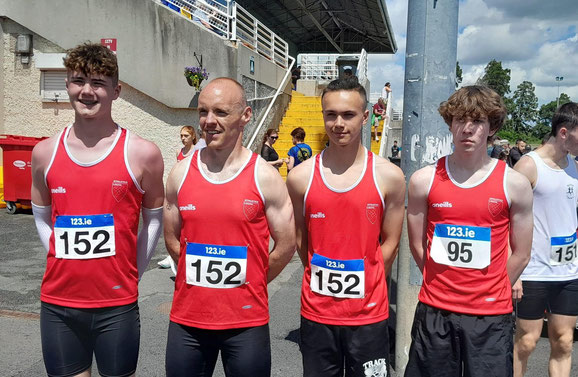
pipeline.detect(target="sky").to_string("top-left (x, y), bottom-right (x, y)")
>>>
top-left (367, 0), bottom-right (578, 111)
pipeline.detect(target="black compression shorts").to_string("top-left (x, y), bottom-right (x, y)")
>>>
top-left (165, 321), bottom-right (271, 377)
top-left (517, 279), bottom-right (578, 319)
top-left (40, 301), bottom-right (140, 377)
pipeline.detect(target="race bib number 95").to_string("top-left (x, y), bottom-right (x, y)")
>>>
top-left (54, 214), bottom-right (115, 259)
top-left (310, 253), bottom-right (364, 298)
top-left (185, 243), bottom-right (247, 288)
top-left (550, 233), bottom-right (578, 266)
top-left (430, 224), bottom-right (491, 269)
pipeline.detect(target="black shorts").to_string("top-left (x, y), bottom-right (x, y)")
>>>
top-left (517, 279), bottom-right (578, 320)
top-left (300, 316), bottom-right (390, 377)
top-left (40, 301), bottom-right (140, 377)
top-left (165, 321), bottom-right (271, 377)
top-left (404, 302), bottom-right (513, 377)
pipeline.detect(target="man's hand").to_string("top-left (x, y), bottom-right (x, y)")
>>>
top-left (512, 279), bottom-right (523, 302)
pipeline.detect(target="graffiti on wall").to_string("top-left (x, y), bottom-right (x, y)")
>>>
top-left (410, 133), bottom-right (453, 164)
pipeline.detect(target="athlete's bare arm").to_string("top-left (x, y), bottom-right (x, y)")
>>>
top-left (31, 136), bottom-right (59, 206)
top-left (164, 162), bottom-right (188, 263)
top-left (514, 155), bottom-right (537, 189)
top-left (258, 158), bottom-right (296, 283)
top-left (407, 165), bottom-right (435, 271)
top-left (286, 158), bottom-right (315, 267)
top-left (375, 158), bottom-right (405, 274)
top-left (128, 134), bottom-right (165, 208)
top-left (506, 167), bottom-right (533, 285)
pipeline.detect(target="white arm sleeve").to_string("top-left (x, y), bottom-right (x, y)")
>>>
top-left (32, 203), bottom-right (53, 253)
top-left (137, 206), bottom-right (163, 280)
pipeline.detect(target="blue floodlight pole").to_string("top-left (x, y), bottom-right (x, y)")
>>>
top-left (395, 0), bottom-right (459, 374)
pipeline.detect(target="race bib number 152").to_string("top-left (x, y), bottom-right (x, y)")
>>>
top-left (310, 253), bottom-right (365, 298)
top-left (53, 214), bottom-right (115, 259)
top-left (185, 243), bottom-right (247, 288)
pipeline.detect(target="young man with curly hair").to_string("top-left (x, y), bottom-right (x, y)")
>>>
top-left (31, 43), bottom-right (164, 377)
top-left (404, 86), bottom-right (533, 377)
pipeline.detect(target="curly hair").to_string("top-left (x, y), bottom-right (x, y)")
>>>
top-left (438, 86), bottom-right (507, 141)
top-left (63, 43), bottom-right (119, 85)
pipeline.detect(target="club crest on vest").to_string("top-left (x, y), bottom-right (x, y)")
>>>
top-left (112, 180), bottom-right (129, 202)
top-left (243, 199), bottom-right (260, 221)
top-left (366, 203), bottom-right (379, 224)
top-left (566, 184), bottom-right (575, 199)
top-left (488, 197), bottom-right (504, 218)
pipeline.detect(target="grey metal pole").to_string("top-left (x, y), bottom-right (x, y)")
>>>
top-left (395, 0), bottom-right (459, 374)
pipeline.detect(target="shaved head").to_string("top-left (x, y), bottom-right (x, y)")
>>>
top-left (201, 77), bottom-right (247, 111)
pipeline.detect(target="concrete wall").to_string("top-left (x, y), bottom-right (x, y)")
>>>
top-left (0, 18), bottom-right (193, 178)
top-left (0, 1), bottom-right (293, 176)
top-left (0, 0), bottom-right (288, 109)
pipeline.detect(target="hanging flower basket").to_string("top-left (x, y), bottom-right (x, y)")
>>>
top-left (184, 66), bottom-right (209, 91)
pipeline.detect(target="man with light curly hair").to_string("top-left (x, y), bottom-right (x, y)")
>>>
top-left (404, 86), bottom-right (533, 377)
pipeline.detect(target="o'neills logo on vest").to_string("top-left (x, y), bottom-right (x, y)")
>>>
top-left (310, 212), bottom-right (326, 219)
top-left (51, 186), bottom-right (66, 194)
top-left (179, 204), bottom-right (196, 211)
top-left (111, 180), bottom-right (129, 202)
top-left (366, 203), bottom-right (379, 224)
top-left (243, 199), bottom-right (260, 221)
top-left (432, 201), bottom-right (452, 208)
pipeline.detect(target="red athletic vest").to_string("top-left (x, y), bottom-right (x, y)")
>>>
top-left (42, 126), bottom-right (143, 308)
top-left (420, 156), bottom-right (512, 315)
top-left (301, 150), bottom-right (389, 326)
top-left (170, 151), bottom-right (270, 329)
top-left (177, 148), bottom-right (190, 161)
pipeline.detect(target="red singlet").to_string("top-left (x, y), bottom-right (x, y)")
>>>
top-left (170, 151), bottom-right (270, 330)
top-left (177, 148), bottom-right (191, 161)
top-left (42, 126), bottom-right (144, 308)
top-left (420, 157), bottom-right (512, 315)
top-left (301, 150), bottom-right (389, 326)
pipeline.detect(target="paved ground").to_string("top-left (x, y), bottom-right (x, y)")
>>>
top-left (1, 209), bottom-right (577, 376)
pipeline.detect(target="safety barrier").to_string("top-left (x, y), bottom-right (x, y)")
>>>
top-left (157, 0), bottom-right (289, 68)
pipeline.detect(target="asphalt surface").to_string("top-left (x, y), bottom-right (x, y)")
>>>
top-left (1, 209), bottom-right (577, 376)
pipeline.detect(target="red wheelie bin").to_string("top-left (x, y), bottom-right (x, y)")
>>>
top-left (0, 134), bottom-right (48, 214)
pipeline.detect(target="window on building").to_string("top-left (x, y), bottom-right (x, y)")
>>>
top-left (41, 70), bottom-right (68, 102)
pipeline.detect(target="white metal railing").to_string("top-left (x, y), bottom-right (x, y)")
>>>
top-left (160, 0), bottom-right (230, 38)
top-left (378, 91), bottom-right (393, 158)
top-left (298, 49), bottom-right (367, 82)
top-left (157, 0), bottom-right (289, 68)
top-left (232, 4), bottom-right (289, 68)
top-left (298, 53), bottom-right (343, 80)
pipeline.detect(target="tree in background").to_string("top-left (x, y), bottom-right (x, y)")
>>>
top-left (510, 81), bottom-right (538, 134)
top-left (533, 93), bottom-right (572, 138)
top-left (477, 59), bottom-right (511, 98)
top-left (456, 61), bottom-right (463, 88)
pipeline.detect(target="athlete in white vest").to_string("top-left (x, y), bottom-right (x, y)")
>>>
top-left (514, 102), bottom-right (578, 377)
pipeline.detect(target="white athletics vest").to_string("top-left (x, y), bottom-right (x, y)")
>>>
top-left (521, 151), bottom-right (578, 281)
